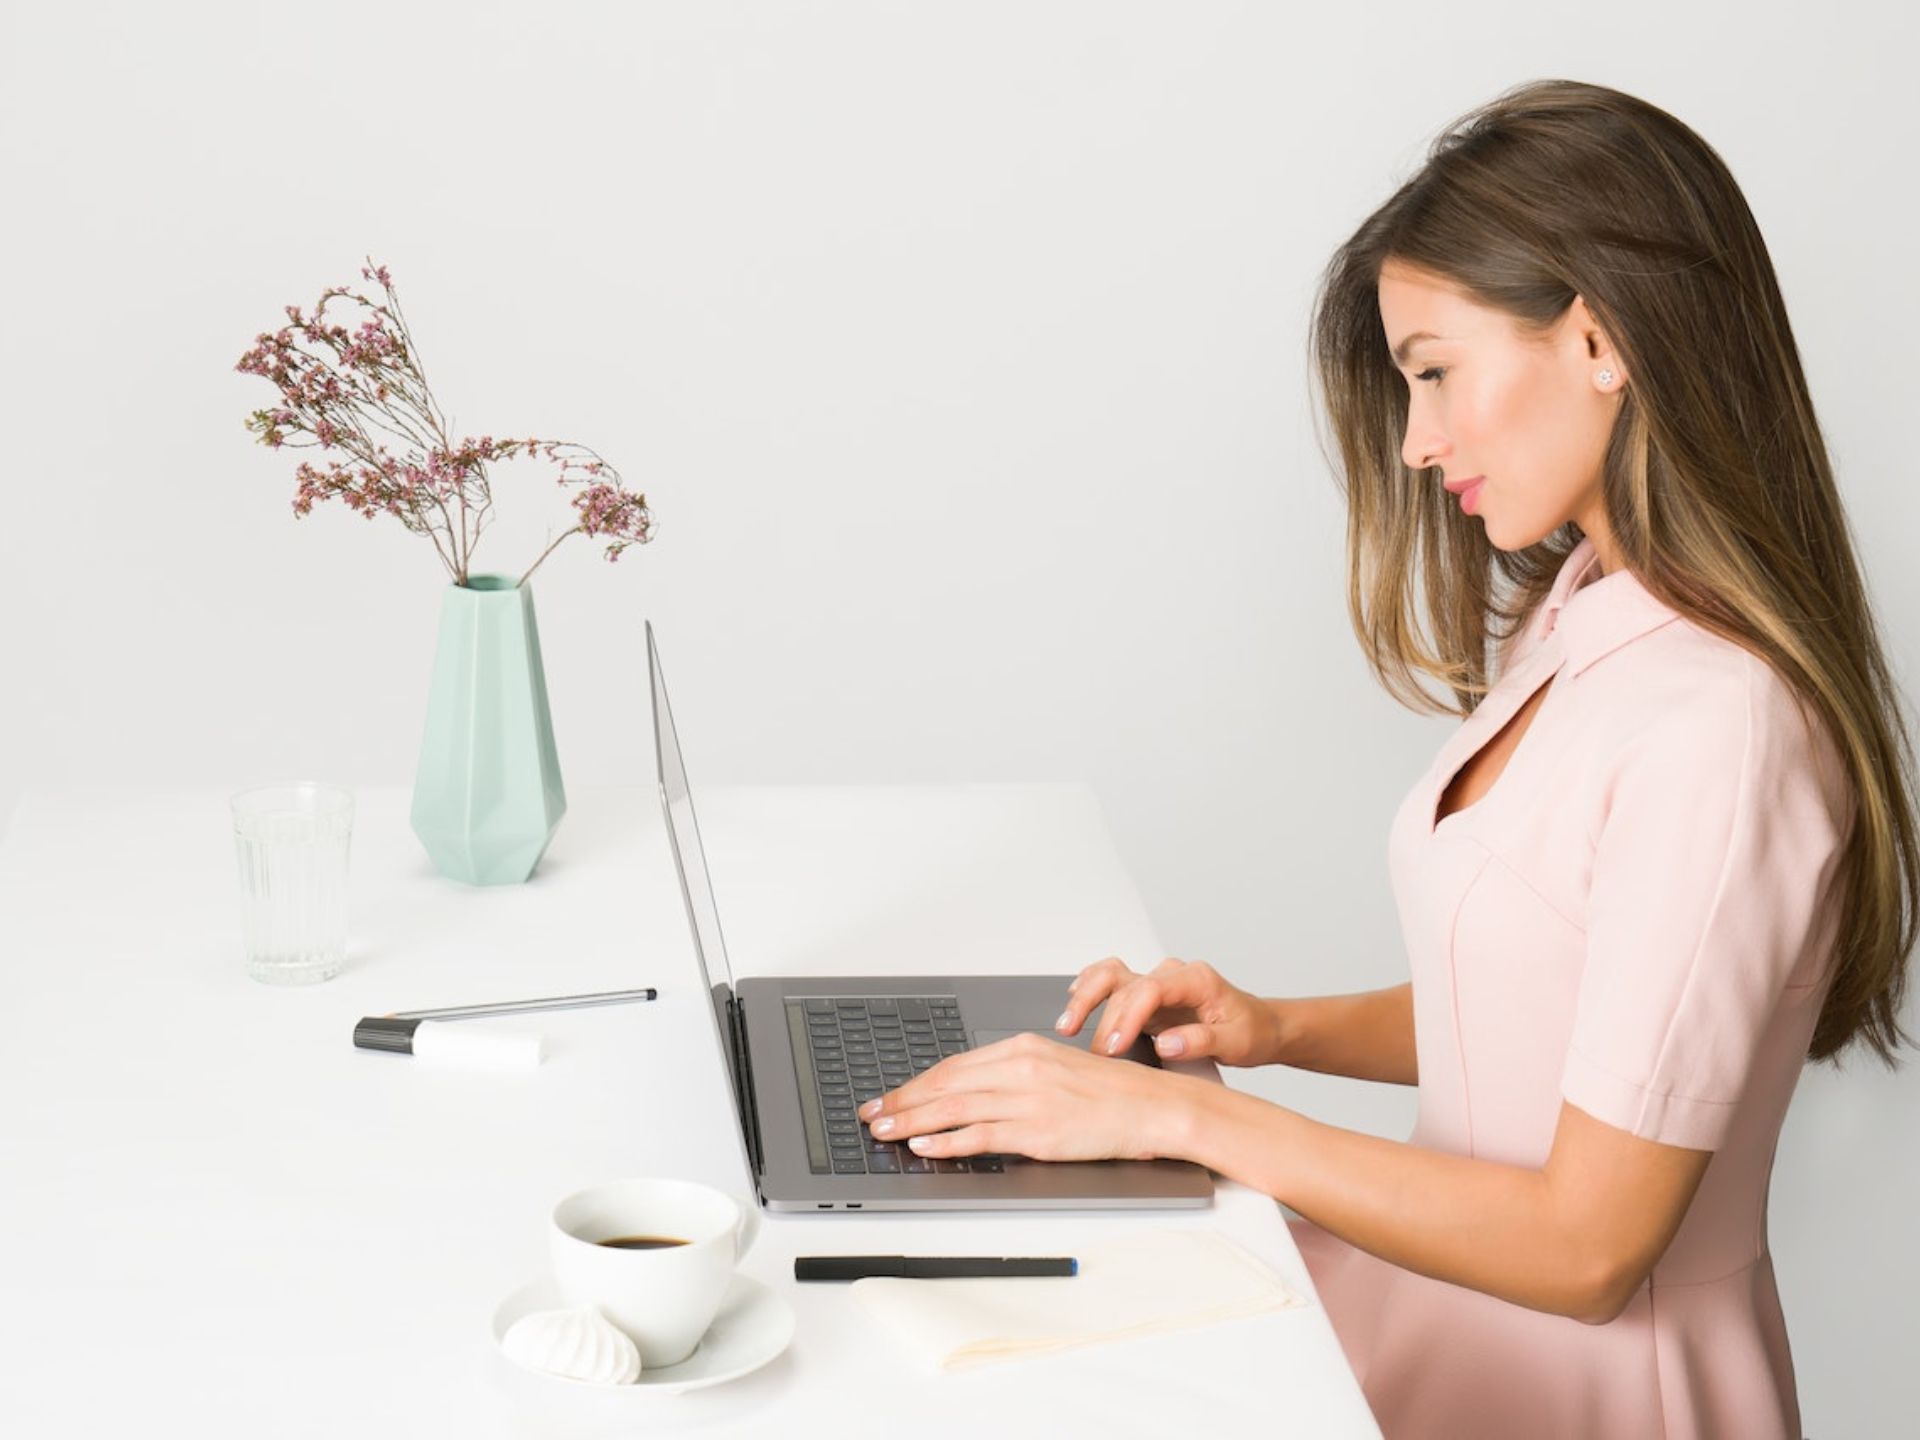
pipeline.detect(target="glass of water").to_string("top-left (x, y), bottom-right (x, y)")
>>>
top-left (231, 782), bottom-right (355, 985)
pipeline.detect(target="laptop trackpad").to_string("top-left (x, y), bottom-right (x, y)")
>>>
top-left (971, 1028), bottom-right (1159, 1064)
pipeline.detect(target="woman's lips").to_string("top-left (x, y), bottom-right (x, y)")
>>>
top-left (1446, 477), bottom-right (1486, 515)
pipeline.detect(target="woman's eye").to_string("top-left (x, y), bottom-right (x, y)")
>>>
top-left (1415, 367), bottom-right (1446, 384)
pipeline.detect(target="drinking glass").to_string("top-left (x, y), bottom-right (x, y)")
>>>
top-left (230, 782), bottom-right (354, 984)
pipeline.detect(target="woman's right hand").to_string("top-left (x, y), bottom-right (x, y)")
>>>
top-left (1053, 956), bottom-right (1284, 1069)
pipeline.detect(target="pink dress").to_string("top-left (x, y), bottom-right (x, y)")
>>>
top-left (1288, 535), bottom-right (1854, 1439)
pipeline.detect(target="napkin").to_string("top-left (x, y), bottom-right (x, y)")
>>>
top-left (848, 1227), bottom-right (1309, 1372)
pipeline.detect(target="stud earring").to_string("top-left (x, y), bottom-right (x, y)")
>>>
top-left (1596, 369), bottom-right (1616, 388)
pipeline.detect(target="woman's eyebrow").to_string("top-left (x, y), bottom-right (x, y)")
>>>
top-left (1390, 330), bottom-right (1447, 366)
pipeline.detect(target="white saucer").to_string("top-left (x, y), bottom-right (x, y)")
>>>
top-left (489, 1271), bottom-right (795, 1397)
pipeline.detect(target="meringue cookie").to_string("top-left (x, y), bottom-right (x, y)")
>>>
top-left (502, 1305), bottom-right (643, 1385)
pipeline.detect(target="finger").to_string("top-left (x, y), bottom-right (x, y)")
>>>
top-left (1079, 955), bottom-right (1133, 994)
top-left (1150, 1021), bottom-right (1213, 1061)
top-left (1068, 956), bottom-right (1122, 994)
top-left (1106, 960), bottom-right (1223, 1053)
top-left (1064, 955), bottom-right (1126, 1007)
top-left (901, 1122), bottom-right (1006, 1159)
top-left (1117, 976), bottom-right (1192, 1054)
top-left (866, 1088), bottom-right (987, 1142)
top-left (1093, 959), bottom-right (1214, 1056)
top-left (1091, 975), bottom-right (1164, 1056)
top-left (858, 1057), bottom-right (956, 1121)
top-left (858, 1039), bottom-right (1014, 1121)
top-left (1090, 958), bottom-right (1198, 1054)
top-left (870, 1071), bottom-right (1037, 1143)
top-left (1057, 957), bottom-right (1131, 1035)
top-left (1090, 958), bottom-right (1188, 1053)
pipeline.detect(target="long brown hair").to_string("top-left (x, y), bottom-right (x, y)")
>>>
top-left (1308, 78), bottom-right (1915, 1069)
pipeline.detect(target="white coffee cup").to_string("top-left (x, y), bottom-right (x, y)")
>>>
top-left (549, 1178), bottom-right (763, 1368)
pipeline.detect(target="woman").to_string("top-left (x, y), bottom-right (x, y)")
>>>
top-left (854, 79), bottom-right (1917, 1438)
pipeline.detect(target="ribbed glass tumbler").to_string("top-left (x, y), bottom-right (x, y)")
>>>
top-left (230, 782), bottom-right (355, 985)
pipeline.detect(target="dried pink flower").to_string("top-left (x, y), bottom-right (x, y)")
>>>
top-left (236, 255), bottom-right (654, 587)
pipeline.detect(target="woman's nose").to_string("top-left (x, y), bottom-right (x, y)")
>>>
top-left (1402, 413), bottom-right (1448, 473)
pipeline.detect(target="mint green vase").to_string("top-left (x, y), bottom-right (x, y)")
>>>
top-left (410, 573), bottom-right (566, 885)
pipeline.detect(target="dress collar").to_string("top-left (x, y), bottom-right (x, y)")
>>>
top-left (1530, 535), bottom-right (1682, 678)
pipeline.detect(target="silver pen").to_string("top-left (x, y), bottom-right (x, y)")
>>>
top-left (389, 986), bottom-right (660, 1021)
top-left (352, 986), bottom-right (661, 1056)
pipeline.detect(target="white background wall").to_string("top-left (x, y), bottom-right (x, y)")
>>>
top-left (3, 1), bottom-right (1913, 1431)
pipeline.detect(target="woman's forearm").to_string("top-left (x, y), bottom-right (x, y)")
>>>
top-left (1266, 982), bottom-right (1418, 1085)
top-left (1160, 1075), bottom-right (1610, 1324)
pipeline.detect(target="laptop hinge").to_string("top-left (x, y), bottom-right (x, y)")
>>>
top-left (716, 984), bottom-right (766, 1178)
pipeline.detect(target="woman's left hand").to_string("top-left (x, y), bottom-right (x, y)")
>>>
top-left (855, 1030), bottom-right (1201, 1163)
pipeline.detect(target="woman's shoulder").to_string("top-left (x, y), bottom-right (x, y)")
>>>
top-left (1587, 620), bottom-right (1853, 834)
top-left (1608, 616), bottom-right (1811, 735)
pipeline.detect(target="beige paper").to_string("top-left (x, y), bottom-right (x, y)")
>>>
top-left (849, 1227), bottom-right (1309, 1372)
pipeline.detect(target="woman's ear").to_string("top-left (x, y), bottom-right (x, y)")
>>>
top-left (1570, 294), bottom-right (1627, 388)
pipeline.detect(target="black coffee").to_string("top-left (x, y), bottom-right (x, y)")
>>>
top-left (597, 1234), bottom-right (689, 1250)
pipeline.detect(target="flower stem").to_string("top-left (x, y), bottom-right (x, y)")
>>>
top-left (517, 526), bottom-right (582, 588)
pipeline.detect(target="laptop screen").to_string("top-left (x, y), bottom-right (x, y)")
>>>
top-left (647, 620), bottom-right (737, 997)
top-left (648, 621), bottom-right (764, 1179)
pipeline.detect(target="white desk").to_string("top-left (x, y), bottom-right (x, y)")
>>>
top-left (0, 783), bottom-right (1380, 1437)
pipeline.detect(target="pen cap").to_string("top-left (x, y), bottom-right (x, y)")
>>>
top-left (353, 1016), bottom-right (423, 1053)
top-left (351, 1016), bottom-right (545, 1069)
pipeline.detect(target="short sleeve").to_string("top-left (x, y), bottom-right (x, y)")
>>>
top-left (1559, 657), bottom-right (1850, 1150)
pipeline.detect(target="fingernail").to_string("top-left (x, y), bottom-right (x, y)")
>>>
top-left (1157, 1033), bottom-right (1186, 1057)
top-left (1055, 1010), bottom-right (1072, 1032)
top-left (873, 1117), bottom-right (895, 1136)
top-left (1105, 1033), bottom-right (1122, 1054)
top-left (859, 1099), bottom-right (880, 1118)
top-left (907, 1135), bottom-right (929, 1151)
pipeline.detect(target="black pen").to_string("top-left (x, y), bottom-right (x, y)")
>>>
top-left (794, 1255), bottom-right (1077, 1281)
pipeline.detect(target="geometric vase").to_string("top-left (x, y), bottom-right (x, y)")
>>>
top-left (409, 573), bottom-right (567, 885)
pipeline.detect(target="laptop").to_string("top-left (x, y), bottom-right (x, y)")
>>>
top-left (648, 620), bottom-right (1214, 1212)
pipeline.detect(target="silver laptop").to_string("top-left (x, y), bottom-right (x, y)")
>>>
top-left (648, 621), bottom-right (1213, 1212)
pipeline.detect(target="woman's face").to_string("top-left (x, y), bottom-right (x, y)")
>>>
top-left (1377, 258), bottom-right (1626, 571)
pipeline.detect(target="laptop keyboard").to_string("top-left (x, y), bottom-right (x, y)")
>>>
top-left (786, 995), bottom-right (1011, 1176)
